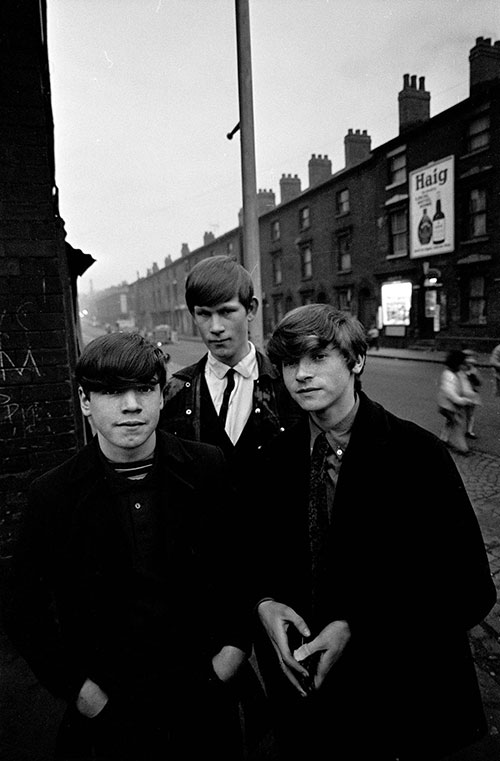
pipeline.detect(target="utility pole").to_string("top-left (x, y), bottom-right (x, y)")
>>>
top-left (234, 0), bottom-right (263, 349)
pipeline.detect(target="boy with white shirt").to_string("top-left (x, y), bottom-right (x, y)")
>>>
top-left (159, 254), bottom-right (302, 757)
top-left (160, 254), bottom-right (301, 475)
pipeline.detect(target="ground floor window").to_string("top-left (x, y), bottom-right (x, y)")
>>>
top-left (337, 288), bottom-right (352, 312)
top-left (461, 275), bottom-right (486, 324)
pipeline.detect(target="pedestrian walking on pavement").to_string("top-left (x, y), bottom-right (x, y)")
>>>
top-left (490, 342), bottom-right (500, 397)
top-left (462, 349), bottom-right (482, 439)
top-left (251, 304), bottom-right (496, 761)
top-left (437, 349), bottom-right (477, 454)
top-left (6, 332), bottom-right (252, 761)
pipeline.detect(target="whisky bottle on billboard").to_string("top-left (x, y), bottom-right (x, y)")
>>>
top-left (432, 194), bottom-right (445, 244)
top-left (418, 208), bottom-right (432, 245)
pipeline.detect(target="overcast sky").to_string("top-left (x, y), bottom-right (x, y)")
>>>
top-left (46, 0), bottom-right (499, 294)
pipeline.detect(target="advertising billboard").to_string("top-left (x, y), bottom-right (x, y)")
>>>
top-left (409, 155), bottom-right (454, 258)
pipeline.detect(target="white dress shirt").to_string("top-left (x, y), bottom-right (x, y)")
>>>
top-left (205, 343), bottom-right (259, 445)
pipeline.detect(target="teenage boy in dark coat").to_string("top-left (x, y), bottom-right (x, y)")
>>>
top-left (159, 254), bottom-right (302, 756)
top-left (253, 304), bottom-right (496, 761)
top-left (159, 255), bottom-right (301, 479)
top-left (7, 332), bottom-right (251, 761)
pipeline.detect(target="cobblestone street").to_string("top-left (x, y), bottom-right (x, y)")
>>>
top-left (453, 449), bottom-right (500, 745)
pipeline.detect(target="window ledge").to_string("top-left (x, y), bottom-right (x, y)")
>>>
top-left (385, 180), bottom-right (407, 191)
top-left (337, 268), bottom-right (352, 275)
top-left (385, 193), bottom-right (409, 207)
top-left (460, 146), bottom-right (489, 161)
top-left (456, 252), bottom-right (492, 265)
top-left (461, 236), bottom-right (489, 246)
top-left (459, 164), bottom-right (493, 180)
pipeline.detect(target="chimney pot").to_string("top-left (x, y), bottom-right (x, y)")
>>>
top-left (398, 72), bottom-right (430, 133)
top-left (279, 173), bottom-right (302, 204)
top-left (469, 35), bottom-right (500, 92)
top-left (257, 188), bottom-right (276, 215)
top-left (344, 128), bottom-right (371, 168)
top-left (308, 153), bottom-right (332, 187)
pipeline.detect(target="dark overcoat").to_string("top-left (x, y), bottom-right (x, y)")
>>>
top-left (253, 391), bottom-right (496, 761)
top-left (8, 431), bottom-right (251, 706)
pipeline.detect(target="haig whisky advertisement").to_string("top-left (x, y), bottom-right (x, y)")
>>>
top-left (409, 155), bottom-right (454, 258)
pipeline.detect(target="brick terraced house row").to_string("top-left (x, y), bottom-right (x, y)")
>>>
top-left (88, 36), bottom-right (500, 356)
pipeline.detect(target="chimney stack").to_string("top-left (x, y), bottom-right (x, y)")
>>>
top-left (180, 244), bottom-right (190, 258)
top-left (398, 74), bottom-right (430, 133)
top-left (344, 129), bottom-right (371, 168)
top-left (469, 37), bottom-right (500, 92)
top-left (279, 173), bottom-right (301, 204)
top-left (257, 188), bottom-right (276, 215)
top-left (203, 231), bottom-right (215, 246)
top-left (308, 154), bottom-right (332, 187)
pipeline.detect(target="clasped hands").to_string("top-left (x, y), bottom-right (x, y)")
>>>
top-left (258, 600), bottom-right (350, 697)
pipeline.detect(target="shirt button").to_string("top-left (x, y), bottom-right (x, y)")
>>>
top-left (255, 407), bottom-right (261, 414)
top-left (336, 449), bottom-right (343, 457)
top-left (134, 502), bottom-right (141, 510)
top-left (186, 408), bottom-right (192, 415)
top-left (185, 382), bottom-right (191, 388)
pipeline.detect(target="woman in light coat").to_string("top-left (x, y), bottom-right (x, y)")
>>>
top-left (437, 349), bottom-right (476, 453)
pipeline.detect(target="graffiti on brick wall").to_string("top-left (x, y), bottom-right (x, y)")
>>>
top-left (0, 347), bottom-right (40, 381)
top-left (0, 303), bottom-right (50, 437)
top-left (0, 304), bottom-right (42, 381)
top-left (0, 392), bottom-right (54, 435)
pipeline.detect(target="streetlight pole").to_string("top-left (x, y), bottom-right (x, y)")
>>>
top-left (234, 0), bottom-right (263, 349)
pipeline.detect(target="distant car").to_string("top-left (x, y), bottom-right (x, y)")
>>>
top-left (152, 324), bottom-right (172, 346)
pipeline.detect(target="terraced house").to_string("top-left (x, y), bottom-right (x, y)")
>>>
top-left (91, 35), bottom-right (500, 354)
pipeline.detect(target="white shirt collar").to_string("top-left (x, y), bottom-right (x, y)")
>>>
top-left (207, 342), bottom-right (257, 380)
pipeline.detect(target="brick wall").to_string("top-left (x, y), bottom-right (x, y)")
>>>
top-left (0, 1), bottom-right (85, 559)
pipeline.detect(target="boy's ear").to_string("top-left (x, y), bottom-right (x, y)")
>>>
top-left (352, 355), bottom-right (366, 375)
top-left (247, 297), bottom-right (259, 321)
top-left (78, 386), bottom-right (92, 418)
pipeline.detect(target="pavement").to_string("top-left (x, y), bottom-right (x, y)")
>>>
top-left (1, 341), bottom-right (499, 760)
